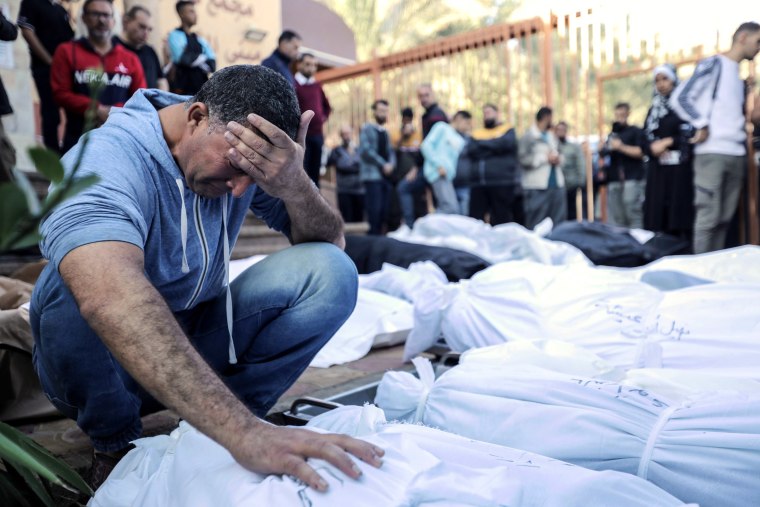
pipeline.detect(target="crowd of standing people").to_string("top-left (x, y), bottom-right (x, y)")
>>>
top-left (0, 3), bottom-right (758, 259)
top-left (328, 21), bottom-right (760, 255)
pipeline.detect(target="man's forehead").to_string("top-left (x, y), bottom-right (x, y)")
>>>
top-left (90, 0), bottom-right (113, 11)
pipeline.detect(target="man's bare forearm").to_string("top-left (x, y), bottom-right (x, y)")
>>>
top-left (21, 27), bottom-right (52, 65)
top-left (283, 177), bottom-right (345, 248)
top-left (60, 242), bottom-right (264, 450)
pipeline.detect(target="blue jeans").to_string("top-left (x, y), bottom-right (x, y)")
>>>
top-left (364, 180), bottom-right (392, 235)
top-left (397, 172), bottom-right (427, 227)
top-left (29, 243), bottom-right (357, 452)
top-left (455, 186), bottom-right (470, 216)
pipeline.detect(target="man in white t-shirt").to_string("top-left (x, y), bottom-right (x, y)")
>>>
top-left (670, 22), bottom-right (760, 253)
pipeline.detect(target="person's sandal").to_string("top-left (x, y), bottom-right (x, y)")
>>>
top-left (88, 444), bottom-right (135, 492)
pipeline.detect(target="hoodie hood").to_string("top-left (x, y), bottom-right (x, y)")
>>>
top-left (40, 89), bottom-right (292, 364)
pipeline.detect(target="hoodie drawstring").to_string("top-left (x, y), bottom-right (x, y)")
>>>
top-left (222, 193), bottom-right (237, 364)
top-left (175, 179), bottom-right (190, 274)
top-left (176, 179), bottom-right (236, 364)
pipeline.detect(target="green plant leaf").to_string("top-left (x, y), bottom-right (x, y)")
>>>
top-left (5, 459), bottom-right (54, 507)
top-left (0, 183), bottom-right (31, 248)
top-left (7, 230), bottom-right (42, 252)
top-left (0, 471), bottom-right (36, 507)
top-left (27, 147), bottom-right (65, 184)
top-left (12, 169), bottom-right (41, 216)
top-left (0, 422), bottom-right (92, 497)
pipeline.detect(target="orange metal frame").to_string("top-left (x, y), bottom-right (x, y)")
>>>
top-left (315, 17), bottom-right (554, 104)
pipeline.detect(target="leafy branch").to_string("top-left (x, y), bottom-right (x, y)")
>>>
top-left (0, 71), bottom-right (107, 505)
top-left (0, 76), bottom-right (104, 252)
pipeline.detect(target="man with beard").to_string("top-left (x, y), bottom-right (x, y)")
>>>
top-left (359, 99), bottom-right (395, 235)
top-left (262, 30), bottom-right (301, 87)
top-left (51, 0), bottom-right (146, 153)
top-left (116, 5), bottom-right (168, 91)
top-left (295, 53), bottom-right (331, 186)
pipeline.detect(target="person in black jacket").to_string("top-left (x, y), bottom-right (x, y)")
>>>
top-left (463, 103), bottom-right (524, 226)
top-left (17, 0), bottom-right (75, 153)
top-left (643, 64), bottom-right (694, 242)
top-left (327, 125), bottom-right (365, 223)
top-left (0, 11), bottom-right (18, 181)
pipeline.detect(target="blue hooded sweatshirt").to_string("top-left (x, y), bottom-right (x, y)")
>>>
top-left (34, 89), bottom-right (291, 362)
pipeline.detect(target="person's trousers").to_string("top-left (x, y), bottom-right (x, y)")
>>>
top-left (31, 66), bottom-right (61, 153)
top-left (566, 186), bottom-right (587, 221)
top-left (364, 180), bottom-right (392, 235)
top-left (303, 135), bottom-right (324, 187)
top-left (469, 184), bottom-right (524, 226)
top-left (397, 171), bottom-right (427, 227)
top-left (338, 192), bottom-right (365, 223)
top-left (455, 186), bottom-right (470, 216)
top-left (523, 188), bottom-right (568, 230)
top-left (29, 243), bottom-right (358, 452)
top-left (692, 153), bottom-right (746, 254)
top-left (607, 180), bottom-right (645, 229)
top-left (431, 178), bottom-right (460, 214)
top-left (0, 119), bottom-right (15, 182)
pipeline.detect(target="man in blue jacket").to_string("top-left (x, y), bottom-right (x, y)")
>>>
top-left (261, 30), bottom-right (301, 87)
top-left (30, 65), bottom-right (383, 490)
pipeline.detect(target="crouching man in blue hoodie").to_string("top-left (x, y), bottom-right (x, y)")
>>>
top-left (29, 65), bottom-right (384, 491)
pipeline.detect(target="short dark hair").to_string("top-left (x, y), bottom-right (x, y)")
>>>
top-left (733, 22), bottom-right (760, 43)
top-left (614, 102), bottom-right (630, 111)
top-left (453, 110), bottom-right (472, 120)
top-left (83, 0), bottom-right (113, 13)
top-left (190, 65), bottom-right (301, 140)
top-left (279, 30), bottom-right (301, 44)
top-left (536, 106), bottom-right (553, 122)
top-left (556, 120), bottom-right (569, 128)
top-left (126, 5), bottom-right (150, 19)
top-left (401, 107), bottom-right (414, 118)
top-left (372, 99), bottom-right (389, 110)
top-left (175, 1), bottom-right (194, 14)
top-left (483, 103), bottom-right (498, 112)
top-left (298, 52), bottom-right (315, 62)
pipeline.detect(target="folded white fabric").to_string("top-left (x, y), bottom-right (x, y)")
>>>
top-left (359, 261), bottom-right (448, 303)
top-left (389, 214), bottom-right (590, 266)
top-left (404, 260), bottom-right (760, 377)
top-left (623, 245), bottom-right (760, 284)
top-left (376, 356), bottom-right (760, 507)
top-left (404, 260), bottom-right (662, 360)
top-left (310, 288), bottom-right (413, 368)
top-left (89, 405), bottom-right (688, 507)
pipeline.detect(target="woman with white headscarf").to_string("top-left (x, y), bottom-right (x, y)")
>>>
top-left (643, 64), bottom-right (695, 243)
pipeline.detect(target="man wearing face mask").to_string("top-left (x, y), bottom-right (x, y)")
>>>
top-left (51, 0), bottom-right (146, 153)
top-left (598, 103), bottom-right (646, 229)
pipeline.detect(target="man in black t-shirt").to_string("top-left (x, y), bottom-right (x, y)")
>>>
top-left (117, 5), bottom-right (168, 90)
top-left (599, 102), bottom-right (646, 229)
top-left (18, 0), bottom-right (75, 153)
